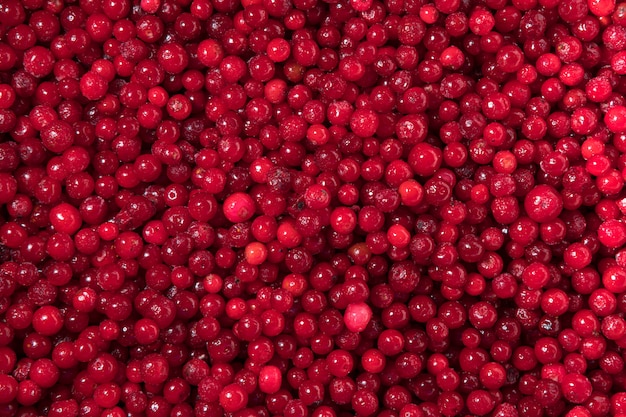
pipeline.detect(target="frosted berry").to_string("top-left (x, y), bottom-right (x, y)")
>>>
top-left (598, 220), bottom-right (626, 248)
top-left (524, 185), bottom-right (563, 223)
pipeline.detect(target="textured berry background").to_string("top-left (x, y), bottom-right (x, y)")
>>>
top-left (1, 0), bottom-right (626, 416)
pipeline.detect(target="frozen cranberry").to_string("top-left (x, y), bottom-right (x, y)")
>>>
top-left (524, 185), bottom-right (564, 223)
top-left (0, 1), bottom-right (623, 416)
top-left (219, 383), bottom-right (248, 412)
top-left (0, 374), bottom-right (18, 404)
top-left (344, 302), bottom-right (373, 333)
top-left (258, 365), bottom-right (282, 394)
top-left (223, 192), bottom-right (255, 223)
top-left (409, 143), bottom-right (442, 177)
top-left (80, 72), bottom-right (108, 100)
top-left (598, 220), bottom-right (626, 248)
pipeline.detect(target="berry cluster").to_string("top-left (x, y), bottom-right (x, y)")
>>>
top-left (1, 0), bottom-right (626, 416)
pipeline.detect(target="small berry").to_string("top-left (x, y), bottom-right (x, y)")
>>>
top-left (344, 302), bottom-right (373, 333)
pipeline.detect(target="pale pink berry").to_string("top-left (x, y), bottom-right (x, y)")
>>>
top-left (344, 302), bottom-right (373, 333)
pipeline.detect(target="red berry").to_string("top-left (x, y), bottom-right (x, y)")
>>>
top-left (223, 192), bottom-right (256, 223)
top-left (344, 302), bottom-right (373, 333)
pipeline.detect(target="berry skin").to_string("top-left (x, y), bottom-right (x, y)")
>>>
top-left (23, 46), bottom-right (55, 78)
top-left (0, 374), bottom-right (18, 404)
top-left (49, 202), bottom-right (82, 234)
top-left (223, 192), bottom-right (256, 223)
top-left (140, 0), bottom-right (160, 13)
top-left (603, 266), bottom-right (626, 293)
top-left (32, 306), bottom-right (64, 336)
top-left (219, 384), bottom-right (248, 412)
top-left (350, 109), bottom-right (379, 138)
top-left (524, 185), bottom-right (563, 223)
top-left (561, 373), bottom-right (593, 403)
top-left (598, 220), bottom-right (626, 248)
top-left (588, 0), bottom-right (615, 16)
top-left (605, 106), bottom-right (626, 133)
top-left (80, 72), bottom-right (108, 100)
top-left (258, 365), bottom-right (282, 394)
top-left (350, 0), bottom-right (373, 11)
top-left (344, 302), bottom-right (373, 333)
top-left (409, 143), bottom-right (442, 177)
top-left (398, 180), bottom-right (425, 206)
top-left (41, 121), bottom-right (74, 153)
top-left (0, 173), bottom-right (17, 204)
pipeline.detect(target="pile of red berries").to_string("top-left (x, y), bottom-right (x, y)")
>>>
top-left (1, 0), bottom-right (626, 415)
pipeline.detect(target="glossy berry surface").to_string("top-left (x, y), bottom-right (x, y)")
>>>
top-left (0, 0), bottom-right (626, 416)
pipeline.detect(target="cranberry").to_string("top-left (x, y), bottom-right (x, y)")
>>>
top-left (223, 192), bottom-right (255, 223)
top-left (0, 374), bottom-right (18, 404)
top-left (219, 383), bottom-right (248, 412)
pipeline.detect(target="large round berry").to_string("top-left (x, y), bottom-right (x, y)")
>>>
top-left (524, 185), bottom-right (563, 223)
